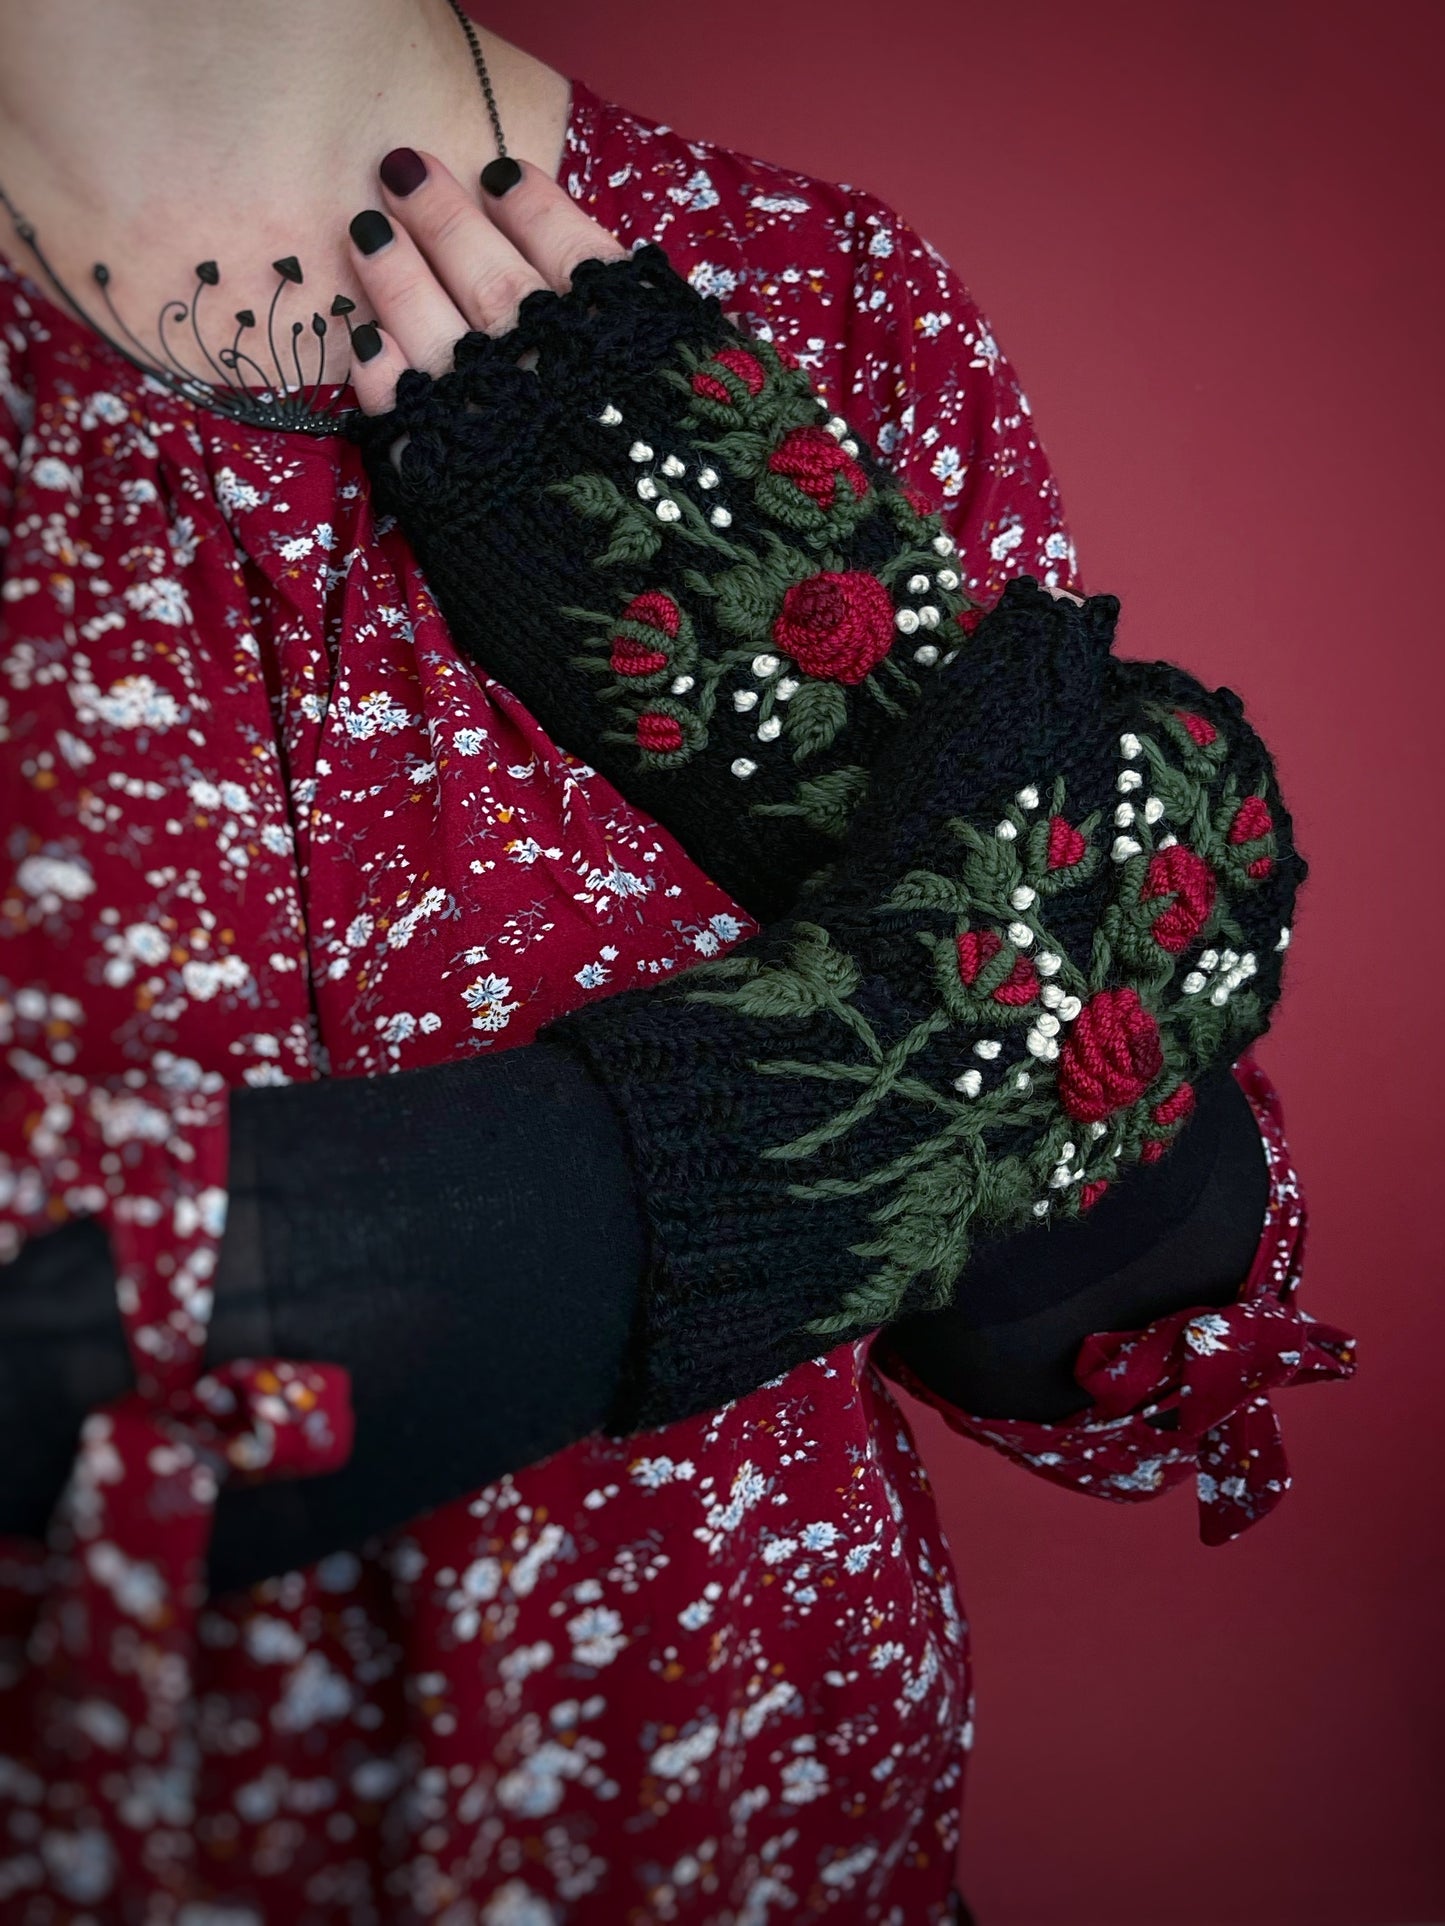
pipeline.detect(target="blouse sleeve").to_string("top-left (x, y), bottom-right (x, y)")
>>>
top-left (872, 1054), bottom-right (1357, 1543)
top-left (826, 194), bottom-right (1356, 1538)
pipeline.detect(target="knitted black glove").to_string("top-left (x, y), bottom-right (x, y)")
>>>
top-left (344, 243), bottom-right (979, 922)
top-left (541, 578), bottom-right (1305, 1434)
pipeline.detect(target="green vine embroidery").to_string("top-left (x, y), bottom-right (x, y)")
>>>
top-left (682, 710), bottom-right (1281, 1334)
top-left (547, 333), bottom-right (977, 830)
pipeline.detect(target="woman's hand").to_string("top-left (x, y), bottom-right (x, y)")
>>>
top-left (345, 148), bottom-right (627, 426)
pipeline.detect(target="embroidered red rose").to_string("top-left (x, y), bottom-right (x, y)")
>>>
top-left (956, 929), bottom-right (1002, 986)
top-left (609, 638), bottom-right (670, 677)
top-left (1080, 1179), bottom-right (1110, 1212)
top-left (1151, 1082), bottom-right (1196, 1127)
top-left (1057, 987), bottom-right (1164, 1124)
top-left (1140, 844), bottom-right (1216, 953)
top-left (1046, 816), bottom-right (1088, 871)
top-left (772, 570), bottom-right (895, 685)
top-left (636, 712), bottom-right (684, 754)
top-left (690, 347), bottom-right (767, 404)
top-left (903, 484), bottom-right (938, 517)
top-left (1175, 708), bottom-right (1217, 747)
top-left (956, 929), bottom-right (1038, 1004)
top-left (619, 592), bottom-right (681, 638)
top-left (1140, 1139), bottom-right (1168, 1164)
top-left (767, 425), bottom-right (868, 512)
top-left (1228, 795), bottom-right (1272, 844)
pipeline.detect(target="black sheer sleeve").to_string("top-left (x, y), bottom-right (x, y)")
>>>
top-left (0, 1052), bottom-right (1268, 1594)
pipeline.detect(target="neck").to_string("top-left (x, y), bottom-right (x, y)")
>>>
top-left (0, 1), bottom-right (571, 387)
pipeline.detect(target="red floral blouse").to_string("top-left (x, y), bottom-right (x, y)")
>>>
top-left (0, 77), bottom-right (1355, 1924)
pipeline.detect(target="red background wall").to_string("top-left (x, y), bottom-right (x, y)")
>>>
top-left (479, 4), bottom-right (1443, 1920)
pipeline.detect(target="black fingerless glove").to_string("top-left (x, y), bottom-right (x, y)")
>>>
top-left (344, 242), bottom-right (978, 921)
top-left (541, 579), bottom-right (1305, 1434)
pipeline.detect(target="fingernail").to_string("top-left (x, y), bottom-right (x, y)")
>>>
top-left (480, 156), bottom-right (522, 198)
top-left (351, 322), bottom-right (383, 363)
top-left (349, 209), bottom-right (394, 256)
top-left (380, 146), bottom-right (428, 197)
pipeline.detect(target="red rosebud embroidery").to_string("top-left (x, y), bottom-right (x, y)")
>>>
top-left (1057, 987), bottom-right (1164, 1124)
top-left (902, 484), bottom-right (938, 517)
top-left (1151, 1082), bottom-right (1196, 1127)
top-left (609, 638), bottom-right (669, 677)
top-left (1140, 843), bottom-right (1216, 953)
top-left (1140, 1139), bottom-right (1168, 1164)
top-left (619, 591), bottom-right (682, 638)
top-left (636, 712), bottom-right (684, 754)
top-left (992, 956), bottom-right (1040, 1006)
top-left (1080, 1179), bottom-right (1110, 1212)
top-left (1175, 709), bottom-right (1217, 747)
top-left (1247, 857), bottom-right (1274, 878)
top-left (1228, 795), bottom-right (1273, 845)
top-left (773, 570), bottom-right (895, 686)
top-left (690, 347), bottom-right (767, 404)
top-left (956, 928), bottom-right (1003, 986)
top-left (767, 425), bottom-right (868, 511)
top-left (1046, 816), bottom-right (1087, 871)
top-left (955, 606), bottom-right (986, 637)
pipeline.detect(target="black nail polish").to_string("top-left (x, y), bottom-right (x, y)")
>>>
top-left (350, 322), bottom-right (383, 363)
top-left (480, 156), bottom-right (522, 198)
top-left (349, 209), bottom-right (394, 256)
top-left (380, 146), bottom-right (428, 197)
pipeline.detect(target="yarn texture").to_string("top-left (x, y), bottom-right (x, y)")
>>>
top-left (344, 243), bottom-right (978, 922)
top-left (345, 252), bottom-right (1305, 1436)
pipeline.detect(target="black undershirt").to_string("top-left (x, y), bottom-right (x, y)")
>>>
top-left (0, 1049), bottom-right (1267, 1595)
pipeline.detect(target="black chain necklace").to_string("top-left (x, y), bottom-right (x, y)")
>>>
top-left (0, 0), bottom-right (506, 437)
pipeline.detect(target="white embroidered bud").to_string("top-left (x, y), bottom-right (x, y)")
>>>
top-left (1117, 769), bottom-right (1143, 792)
top-left (1057, 995), bottom-right (1081, 1020)
top-left (908, 573), bottom-right (931, 593)
top-left (1199, 949), bottom-right (1219, 969)
top-left (933, 534), bottom-right (956, 555)
top-left (733, 689), bottom-right (759, 712)
top-left (1115, 802), bottom-right (1136, 827)
top-left (1041, 982), bottom-right (1064, 1008)
top-left (825, 415), bottom-right (848, 439)
top-left (912, 644), bottom-right (940, 667)
top-left (1210, 983), bottom-right (1230, 1006)
top-left (1143, 796), bottom-right (1165, 823)
top-left (636, 476), bottom-right (659, 500)
top-left (1158, 832), bottom-right (1179, 847)
top-left (1049, 1165), bottom-right (1073, 1188)
top-left (1033, 1199), bottom-right (1051, 1216)
top-left (775, 678), bottom-right (799, 701)
top-left (1007, 921), bottom-right (1034, 947)
top-left (752, 654), bottom-right (780, 678)
top-left (1089, 1121), bottom-right (1109, 1140)
top-left (629, 440), bottom-right (654, 462)
top-left (1059, 1142), bottom-right (1077, 1163)
top-left (1276, 925), bottom-right (1291, 951)
top-left (954, 1069), bottom-right (983, 1097)
top-left (1016, 785), bottom-right (1039, 810)
top-left (1036, 951), bottom-right (1062, 976)
top-left (661, 454), bottom-right (686, 477)
top-left (995, 820), bottom-right (1018, 840)
top-left (1010, 885), bottom-right (1037, 911)
top-left (841, 438), bottom-right (859, 457)
top-left (757, 716), bottom-right (782, 742)
top-left (670, 675), bottom-right (695, 695)
top-left (1015, 1070), bottom-right (1033, 1092)
top-left (598, 404), bottom-right (623, 426)
top-left (1027, 1028), bottom-right (1060, 1060)
top-left (1219, 948), bottom-right (1239, 969)
top-left (918, 605), bottom-right (941, 628)
top-left (936, 568), bottom-right (960, 589)
top-left (730, 757), bottom-right (757, 779)
top-left (973, 1038), bottom-right (1002, 1059)
top-left (1033, 1011), bottom-right (1061, 1037)
top-left (697, 467), bottom-right (720, 489)
top-left (1182, 971), bottom-right (1206, 993)
top-left (1112, 836), bottom-right (1143, 861)
top-left (1120, 732), bottom-right (1142, 759)
top-left (709, 506), bottom-right (733, 527)
top-left (895, 608), bottom-right (920, 634)
top-left (656, 499), bottom-right (682, 522)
